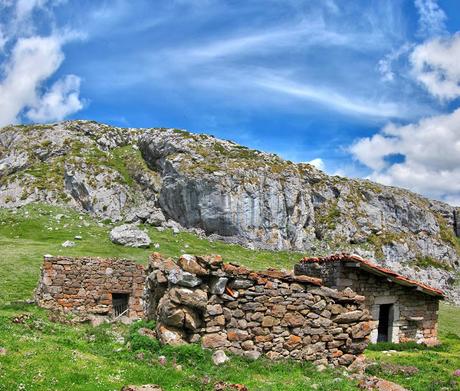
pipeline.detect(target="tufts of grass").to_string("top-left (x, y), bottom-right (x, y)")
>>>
top-left (366, 341), bottom-right (449, 352)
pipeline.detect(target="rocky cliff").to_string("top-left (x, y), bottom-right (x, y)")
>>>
top-left (1, 121), bottom-right (459, 301)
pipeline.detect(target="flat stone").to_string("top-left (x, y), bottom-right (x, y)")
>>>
top-left (168, 268), bottom-right (202, 288)
top-left (121, 385), bottom-right (163, 391)
top-left (177, 254), bottom-right (208, 276)
top-left (229, 279), bottom-right (254, 289)
top-left (282, 312), bottom-right (304, 327)
top-left (334, 310), bottom-right (364, 323)
top-left (202, 333), bottom-right (228, 349)
top-left (169, 287), bottom-right (208, 310)
top-left (207, 304), bottom-right (223, 315)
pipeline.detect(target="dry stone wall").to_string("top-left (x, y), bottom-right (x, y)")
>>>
top-left (35, 256), bottom-right (145, 319)
top-left (144, 253), bottom-right (375, 368)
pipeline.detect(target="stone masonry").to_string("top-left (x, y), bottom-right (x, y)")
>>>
top-left (144, 253), bottom-right (375, 368)
top-left (35, 256), bottom-right (145, 319)
top-left (295, 254), bottom-right (442, 345)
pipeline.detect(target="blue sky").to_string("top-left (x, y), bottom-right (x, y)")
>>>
top-left (1, 0), bottom-right (460, 203)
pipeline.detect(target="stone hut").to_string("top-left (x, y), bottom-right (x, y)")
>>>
top-left (294, 254), bottom-right (444, 345)
top-left (35, 256), bottom-right (145, 320)
top-left (144, 253), bottom-right (375, 368)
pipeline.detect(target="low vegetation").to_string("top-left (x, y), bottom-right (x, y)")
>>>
top-left (0, 203), bottom-right (459, 390)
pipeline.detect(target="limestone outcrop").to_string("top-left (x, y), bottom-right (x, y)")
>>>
top-left (1, 120), bottom-right (459, 301)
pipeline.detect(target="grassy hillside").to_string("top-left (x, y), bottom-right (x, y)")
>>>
top-left (0, 204), bottom-right (459, 390)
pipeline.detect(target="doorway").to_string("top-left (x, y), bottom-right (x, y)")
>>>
top-left (377, 303), bottom-right (393, 342)
top-left (112, 293), bottom-right (129, 317)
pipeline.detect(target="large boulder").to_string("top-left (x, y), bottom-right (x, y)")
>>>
top-left (109, 224), bottom-right (151, 248)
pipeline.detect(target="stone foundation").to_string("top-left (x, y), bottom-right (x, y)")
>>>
top-left (35, 256), bottom-right (145, 319)
top-left (144, 253), bottom-right (375, 368)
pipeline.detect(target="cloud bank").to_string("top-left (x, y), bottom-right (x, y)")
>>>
top-left (0, 0), bottom-right (83, 126)
top-left (352, 24), bottom-right (460, 205)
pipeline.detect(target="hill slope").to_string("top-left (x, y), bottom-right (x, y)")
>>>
top-left (0, 120), bottom-right (459, 300)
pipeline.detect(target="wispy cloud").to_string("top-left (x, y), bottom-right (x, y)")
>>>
top-left (414, 0), bottom-right (447, 38)
top-left (252, 74), bottom-right (408, 119)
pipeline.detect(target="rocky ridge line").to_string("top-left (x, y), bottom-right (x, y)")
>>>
top-left (0, 120), bottom-right (459, 301)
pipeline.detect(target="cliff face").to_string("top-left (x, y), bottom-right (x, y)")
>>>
top-left (1, 121), bottom-right (459, 301)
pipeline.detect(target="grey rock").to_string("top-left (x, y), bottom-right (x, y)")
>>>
top-left (244, 350), bottom-right (261, 360)
top-left (212, 349), bottom-right (230, 365)
top-left (61, 240), bottom-right (76, 248)
top-left (169, 287), bottom-right (208, 310)
top-left (229, 279), bottom-right (254, 289)
top-left (121, 384), bottom-right (163, 391)
top-left (209, 277), bottom-right (228, 294)
top-left (167, 268), bottom-right (202, 288)
top-left (148, 208), bottom-right (166, 226)
top-left (109, 224), bottom-right (151, 248)
top-left (334, 310), bottom-right (364, 323)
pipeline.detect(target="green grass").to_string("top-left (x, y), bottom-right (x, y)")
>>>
top-left (0, 203), bottom-right (308, 305)
top-left (364, 327), bottom-right (460, 390)
top-left (0, 306), bottom-right (356, 391)
top-left (0, 203), bottom-right (459, 390)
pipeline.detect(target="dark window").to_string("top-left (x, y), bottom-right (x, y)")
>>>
top-left (112, 293), bottom-right (129, 317)
top-left (377, 303), bottom-right (393, 342)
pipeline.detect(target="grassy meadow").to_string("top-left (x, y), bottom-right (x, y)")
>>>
top-left (0, 204), bottom-right (459, 390)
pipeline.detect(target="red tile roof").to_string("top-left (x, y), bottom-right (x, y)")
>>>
top-left (300, 253), bottom-right (444, 297)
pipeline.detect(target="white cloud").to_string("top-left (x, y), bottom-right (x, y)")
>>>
top-left (0, 0), bottom-right (83, 126)
top-left (410, 33), bottom-right (460, 100)
top-left (414, 0), bottom-right (446, 38)
top-left (27, 74), bottom-right (83, 122)
top-left (253, 74), bottom-right (408, 119)
top-left (350, 107), bottom-right (460, 204)
top-left (378, 43), bottom-right (413, 82)
top-left (0, 36), bottom-right (64, 126)
top-left (306, 158), bottom-right (325, 171)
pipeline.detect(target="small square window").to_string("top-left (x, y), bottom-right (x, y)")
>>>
top-left (112, 293), bottom-right (129, 317)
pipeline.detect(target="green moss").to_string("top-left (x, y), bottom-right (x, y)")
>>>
top-left (437, 215), bottom-right (460, 255)
top-left (4, 195), bottom-right (15, 203)
top-left (172, 128), bottom-right (194, 139)
top-left (366, 231), bottom-right (404, 259)
top-left (411, 255), bottom-right (452, 271)
top-left (316, 202), bottom-right (341, 230)
top-left (39, 140), bottom-right (52, 148)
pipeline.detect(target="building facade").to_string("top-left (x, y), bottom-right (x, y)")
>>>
top-left (35, 256), bottom-right (145, 320)
top-left (294, 254), bottom-right (443, 345)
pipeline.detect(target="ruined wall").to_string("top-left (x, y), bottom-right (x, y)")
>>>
top-left (144, 253), bottom-right (375, 368)
top-left (35, 256), bottom-right (145, 319)
top-left (295, 260), bottom-right (440, 345)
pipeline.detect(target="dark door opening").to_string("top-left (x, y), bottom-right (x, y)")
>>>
top-left (377, 303), bottom-right (393, 342)
top-left (112, 293), bottom-right (129, 317)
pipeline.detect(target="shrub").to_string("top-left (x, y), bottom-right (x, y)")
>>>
top-left (128, 319), bottom-right (160, 353)
top-left (160, 343), bottom-right (210, 365)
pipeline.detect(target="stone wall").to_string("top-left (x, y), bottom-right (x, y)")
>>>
top-left (35, 256), bottom-right (145, 319)
top-left (144, 253), bottom-right (375, 368)
top-left (295, 260), bottom-right (440, 345)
